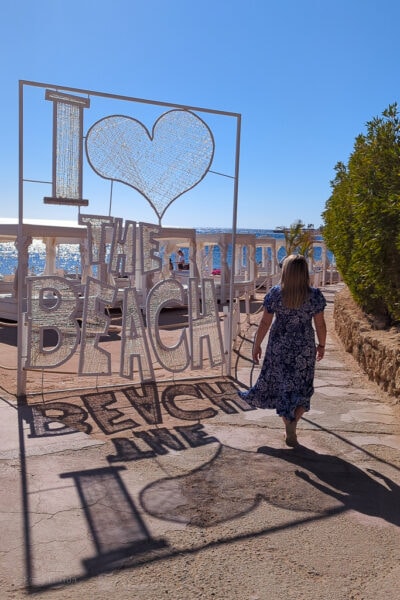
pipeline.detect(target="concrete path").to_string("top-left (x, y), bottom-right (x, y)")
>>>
top-left (0, 284), bottom-right (399, 600)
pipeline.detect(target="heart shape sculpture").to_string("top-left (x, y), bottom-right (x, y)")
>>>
top-left (85, 109), bottom-right (214, 221)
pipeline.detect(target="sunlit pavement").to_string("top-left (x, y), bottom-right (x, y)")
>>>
top-left (0, 283), bottom-right (400, 600)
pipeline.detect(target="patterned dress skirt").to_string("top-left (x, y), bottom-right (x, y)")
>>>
top-left (238, 286), bottom-right (326, 422)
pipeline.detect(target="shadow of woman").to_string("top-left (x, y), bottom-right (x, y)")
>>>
top-left (257, 445), bottom-right (400, 527)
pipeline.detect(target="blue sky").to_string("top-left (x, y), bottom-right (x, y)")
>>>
top-left (1, 0), bottom-right (399, 229)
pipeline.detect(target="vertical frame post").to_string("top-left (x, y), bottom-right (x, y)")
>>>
top-left (226, 114), bottom-right (241, 377)
top-left (17, 81), bottom-right (26, 400)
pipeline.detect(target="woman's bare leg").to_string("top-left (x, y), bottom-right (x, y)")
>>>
top-left (283, 407), bottom-right (305, 447)
top-left (294, 406), bottom-right (306, 422)
top-left (283, 417), bottom-right (298, 447)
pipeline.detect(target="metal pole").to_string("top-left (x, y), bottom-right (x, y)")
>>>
top-left (226, 114), bottom-right (241, 377)
top-left (17, 81), bottom-right (27, 400)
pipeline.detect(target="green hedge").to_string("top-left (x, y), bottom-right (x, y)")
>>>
top-left (322, 104), bottom-right (400, 325)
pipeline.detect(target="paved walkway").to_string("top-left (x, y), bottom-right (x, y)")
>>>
top-left (0, 284), bottom-right (399, 600)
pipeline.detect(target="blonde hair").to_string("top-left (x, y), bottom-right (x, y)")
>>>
top-left (280, 254), bottom-right (310, 308)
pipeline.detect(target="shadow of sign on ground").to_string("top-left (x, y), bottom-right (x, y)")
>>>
top-left (17, 376), bottom-right (400, 592)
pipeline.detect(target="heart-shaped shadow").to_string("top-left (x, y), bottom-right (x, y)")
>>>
top-left (85, 110), bottom-right (214, 221)
top-left (139, 445), bottom-right (343, 527)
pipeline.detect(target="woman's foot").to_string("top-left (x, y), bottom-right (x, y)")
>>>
top-left (285, 434), bottom-right (299, 447)
top-left (285, 420), bottom-right (299, 447)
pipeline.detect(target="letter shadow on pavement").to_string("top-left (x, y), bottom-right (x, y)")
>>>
top-left (60, 466), bottom-right (168, 576)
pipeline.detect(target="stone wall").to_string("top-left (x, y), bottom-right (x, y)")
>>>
top-left (333, 287), bottom-right (400, 399)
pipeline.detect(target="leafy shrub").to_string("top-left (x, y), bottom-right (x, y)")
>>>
top-left (323, 104), bottom-right (400, 325)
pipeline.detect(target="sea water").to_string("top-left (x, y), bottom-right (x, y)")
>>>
top-left (0, 229), bottom-right (327, 277)
top-left (0, 241), bottom-right (82, 277)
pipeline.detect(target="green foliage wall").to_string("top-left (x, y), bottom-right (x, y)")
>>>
top-left (323, 104), bottom-right (400, 325)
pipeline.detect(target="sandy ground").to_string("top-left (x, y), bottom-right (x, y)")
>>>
top-left (1, 284), bottom-right (400, 600)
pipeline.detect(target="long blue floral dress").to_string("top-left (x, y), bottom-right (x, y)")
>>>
top-left (238, 285), bottom-right (326, 421)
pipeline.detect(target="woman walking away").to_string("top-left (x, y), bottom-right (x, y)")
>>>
top-left (238, 254), bottom-right (327, 447)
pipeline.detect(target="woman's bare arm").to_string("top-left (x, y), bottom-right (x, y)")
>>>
top-left (253, 309), bottom-right (273, 364)
top-left (313, 311), bottom-right (327, 361)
